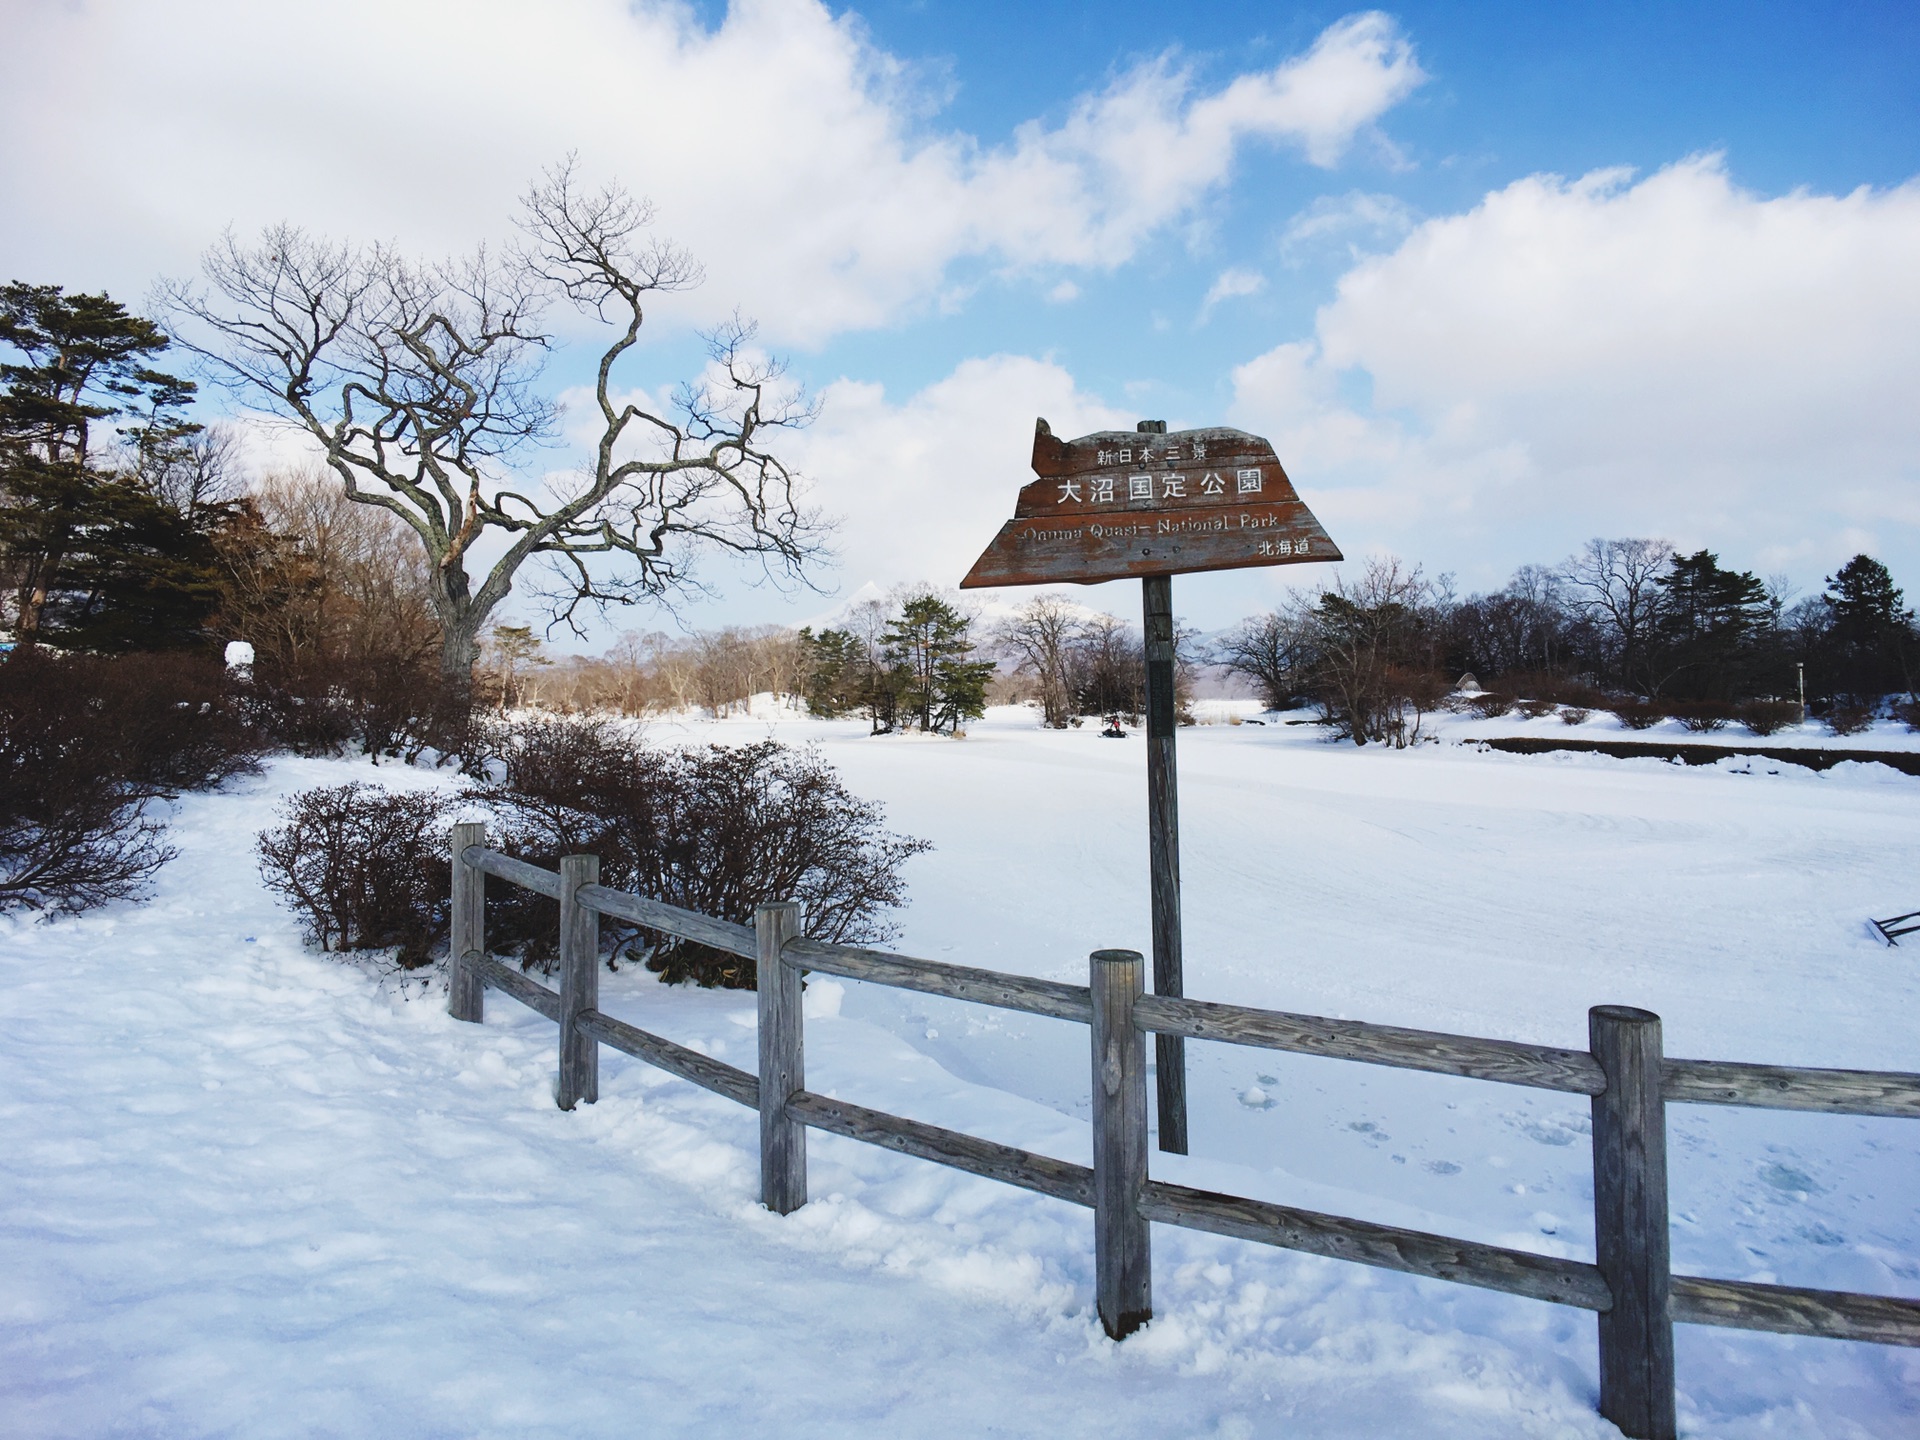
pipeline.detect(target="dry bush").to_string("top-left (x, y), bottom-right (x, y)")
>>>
top-left (1560, 707), bottom-right (1591, 725)
top-left (243, 652), bottom-right (479, 767)
top-left (1612, 700), bottom-right (1667, 731)
top-left (1669, 701), bottom-right (1735, 734)
top-left (1469, 692), bottom-right (1514, 719)
top-left (1515, 697), bottom-right (1557, 719)
top-left (1738, 699), bottom-right (1801, 736)
top-left (255, 783), bottom-right (454, 966)
top-left (476, 716), bottom-right (929, 987)
top-left (1891, 698), bottom-right (1920, 734)
top-left (1824, 704), bottom-right (1875, 737)
top-left (0, 650), bottom-right (263, 914)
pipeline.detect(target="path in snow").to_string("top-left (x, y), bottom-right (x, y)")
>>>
top-left (2, 714), bottom-right (1917, 1437)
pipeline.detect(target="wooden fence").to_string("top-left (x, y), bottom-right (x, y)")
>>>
top-left (445, 823), bottom-right (1920, 1440)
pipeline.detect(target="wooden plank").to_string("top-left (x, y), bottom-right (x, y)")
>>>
top-left (1672, 1275), bottom-right (1920, 1347)
top-left (1139, 1180), bottom-right (1612, 1310)
top-left (576, 883), bottom-right (757, 960)
top-left (784, 1090), bottom-right (1094, 1208)
top-left (959, 420), bottom-right (1341, 588)
top-left (1134, 993), bottom-right (1606, 1095)
top-left (1143, 574), bottom-right (1188, 1158)
top-left (464, 847), bottom-right (563, 900)
top-left (1590, 1005), bottom-right (1676, 1440)
top-left (573, 1009), bottom-right (759, 1109)
top-left (1091, 947), bottom-right (1152, 1339)
top-left (448, 822), bottom-right (486, 1023)
top-left (556, 854), bottom-right (599, 1111)
top-left (470, 952), bottom-right (561, 1022)
top-left (781, 936), bottom-right (1093, 1025)
top-left (1664, 1058), bottom-right (1920, 1118)
top-left (758, 902), bottom-right (807, 1215)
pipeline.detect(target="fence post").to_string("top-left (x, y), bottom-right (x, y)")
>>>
top-left (556, 854), bottom-right (600, 1111)
top-left (1090, 947), bottom-right (1151, 1339)
top-left (1589, 1005), bottom-right (1676, 1440)
top-left (757, 901), bottom-right (806, 1215)
top-left (448, 821), bottom-right (486, 1023)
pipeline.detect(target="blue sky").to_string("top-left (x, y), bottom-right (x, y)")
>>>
top-left (4, 1), bottom-right (1918, 640)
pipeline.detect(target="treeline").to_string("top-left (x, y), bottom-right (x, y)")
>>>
top-left (511, 592), bottom-right (1202, 734)
top-left (503, 591), bottom-right (999, 737)
top-left (1215, 543), bottom-right (1919, 745)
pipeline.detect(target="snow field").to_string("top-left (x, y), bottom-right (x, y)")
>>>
top-left (2, 712), bottom-right (1917, 1436)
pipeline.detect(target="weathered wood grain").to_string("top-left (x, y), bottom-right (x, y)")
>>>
top-left (1664, 1058), bottom-right (1920, 1117)
top-left (781, 936), bottom-right (1094, 1025)
top-left (1143, 575), bottom-right (1188, 1158)
top-left (1590, 1005), bottom-right (1675, 1440)
top-left (1090, 948), bottom-right (1152, 1338)
top-left (576, 883), bottom-right (757, 960)
top-left (469, 952), bottom-right (561, 1022)
top-left (556, 854), bottom-right (599, 1111)
top-left (573, 1009), bottom-right (759, 1109)
top-left (1672, 1274), bottom-right (1920, 1346)
top-left (448, 823), bottom-right (486, 1023)
top-left (784, 1090), bottom-right (1094, 1208)
top-left (1133, 993), bottom-right (1606, 1095)
top-left (757, 902), bottom-right (807, 1215)
top-left (463, 847), bottom-right (563, 900)
top-left (959, 420), bottom-right (1341, 588)
top-left (1138, 1180), bottom-right (1612, 1310)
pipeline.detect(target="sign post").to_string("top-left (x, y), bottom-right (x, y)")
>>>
top-left (1141, 570), bottom-right (1187, 1152)
top-left (962, 417), bottom-right (1340, 1154)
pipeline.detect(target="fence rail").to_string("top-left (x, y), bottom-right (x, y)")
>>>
top-left (445, 827), bottom-right (1920, 1440)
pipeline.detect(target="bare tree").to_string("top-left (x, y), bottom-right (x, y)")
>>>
top-left (1213, 609), bottom-right (1312, 711)
top-left (1558, 538), bottom-right (1670, 689)
top-left (161, 160), bottom-right (829, 703)
top-left (218, 465), bottom-right (439, 674)
top-left (991, 592), bottom-right (1082, 727)
top-left (1301, 557), bottom-right (1445, 746)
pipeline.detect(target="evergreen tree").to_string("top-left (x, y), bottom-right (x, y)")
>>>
top-left (882, 594), bottom-right (993, 735)
top-left (1649, 549), bottom-right (1769, 699)
top-left (1822, 554), bottom-right (1914, 699)
top-left (797, 626), bottom-right (864, 718)
top-left (0, 283), bottom-right (222, 649)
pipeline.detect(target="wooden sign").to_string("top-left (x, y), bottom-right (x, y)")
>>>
top-left (960, 418), bottom-right (1341, 589)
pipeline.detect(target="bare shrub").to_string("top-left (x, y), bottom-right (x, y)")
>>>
top-left (1892, 698), bottom-right (1920, 733)
top-left (1824, 704), bottom-right (1875, 737)
top-left (1738, 699), bottom-right (1801, 736)
top-left (1469, 692), bottom-right (1514, 719)
top-left (255, 783), bottom-right (454, 966)
top-left (1560, 707), bottom-right (1591, 725)
top-left (1515, 697), bottom-right (1557, 719)
top-left (1670, 701), bottom-right (1735, 734)
top-left (0, 650), bottom-right (263, 914)
top-left (242, 654), bottom-right (484, 771)
top-left (477, 716), bottom-right (929, 987)
top-left (1612, 700), bottom-right (1666, 730)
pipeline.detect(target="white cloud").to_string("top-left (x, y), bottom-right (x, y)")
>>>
top-left (1046, 280), bottom-right (1082, 304)
top-left (0, 2), bottom-right (1423, 346)
top-left (1278, 190), bottom-right (1418, 259)
top-left (1231, 156), bottom-right (1920, 587)
top-left (783, 356), bottom-right (1133, 598)
top-left (1196, 267), bottom-right (1268, 324)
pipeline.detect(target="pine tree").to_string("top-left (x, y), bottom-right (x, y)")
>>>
top-left (882, 594), bottom-right (994, 735)
top-left (1822, 554), bottom-right (1914, 699)
top-left (0, 283), bottom-right (222, 650)
top-left (1650, 549), bottom-right (1769, 699)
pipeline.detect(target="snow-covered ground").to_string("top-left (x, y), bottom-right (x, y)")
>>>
top-left (3, 706), bottom-right (1917, 1437)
